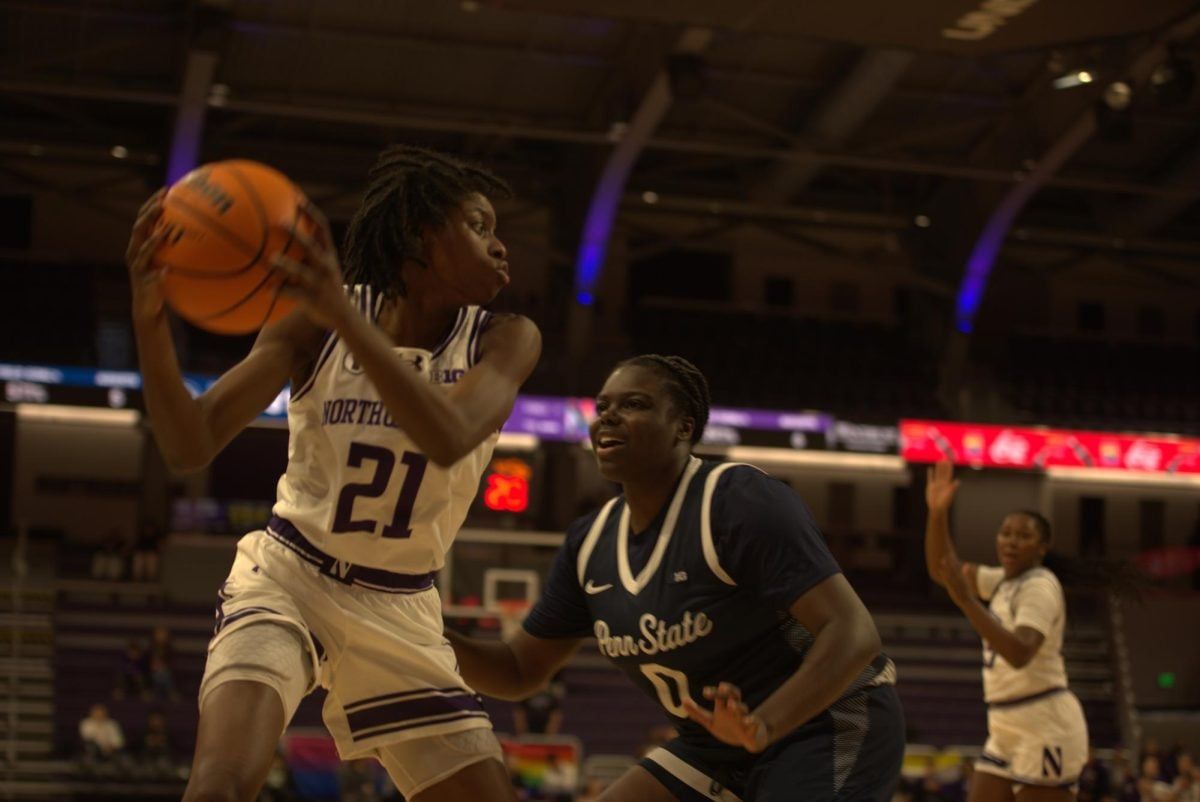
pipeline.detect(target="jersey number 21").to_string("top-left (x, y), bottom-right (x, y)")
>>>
top-left (332, 442), bottom-right (428, 539)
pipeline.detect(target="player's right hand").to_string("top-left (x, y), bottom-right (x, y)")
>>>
top-left (125, 188), bottom-right (168, 323)
top-left (925, 460), bottom-right (961, 511)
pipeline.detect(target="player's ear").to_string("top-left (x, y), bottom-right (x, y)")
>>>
top-left (677, 416), bottom-right (694, 443)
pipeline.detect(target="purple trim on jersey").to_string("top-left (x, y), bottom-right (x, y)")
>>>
top-left (987, 686), bottom-right (1067, 709)
top-left (266, 515), bottom-right (435, 593)
top-left (468, 309), bottom-right (491, 367)
top-left (215, 605), bottom-right (283, 635)
top-left (290, 329), bottom-right (338, 404)
top-left (431, 307), bottom-right (468, 359)
top-left (347, 690), bottom-right (487, 740)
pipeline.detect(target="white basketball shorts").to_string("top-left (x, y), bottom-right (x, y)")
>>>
top-left (976, 688), bottom-right (1088, 788)
top-left (200, 528), bottom-right (493, 761)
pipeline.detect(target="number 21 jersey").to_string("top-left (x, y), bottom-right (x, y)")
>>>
top-left (272, 286), bottom-right (497, 575)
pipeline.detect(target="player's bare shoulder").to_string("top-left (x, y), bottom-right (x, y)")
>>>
top-left (479, 312), bottom-right (542, 368)
top-left (254, 306), bottom-right (334, 390)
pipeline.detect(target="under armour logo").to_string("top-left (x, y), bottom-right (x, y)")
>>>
top-left (672, 571), bottom-right (688, 583)
top-left (343, 352), bottom-right (364, 375)
top-left (409, 355), bottom-right (424, 371)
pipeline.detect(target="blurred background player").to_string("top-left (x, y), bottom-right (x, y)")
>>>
top-left (125, 144), bottom-right (540, 802)
top-left (447, 355), bottom-right (904, 802)
top-left (924, 460), bottom-right (1088, 802)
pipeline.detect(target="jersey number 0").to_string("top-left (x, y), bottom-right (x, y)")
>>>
top-left (332, 442), bottom-right (428, 539)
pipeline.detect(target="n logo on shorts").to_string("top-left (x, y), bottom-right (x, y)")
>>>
top-left (333, 560), bottom-right (354, 581)
top-left (1042, 746), bottom-right (1063, 777)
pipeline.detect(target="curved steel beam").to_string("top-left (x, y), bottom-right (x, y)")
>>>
top-left (953, 9), bottom-right (1200, 334)
top-left (571, 27), bottom-right (712, 306)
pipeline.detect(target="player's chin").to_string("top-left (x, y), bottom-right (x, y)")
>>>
top-left (593, 451), bottom-right (630, 482)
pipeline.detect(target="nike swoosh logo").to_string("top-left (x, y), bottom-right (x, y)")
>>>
top-left (584, 580), bottom-right (613, 595)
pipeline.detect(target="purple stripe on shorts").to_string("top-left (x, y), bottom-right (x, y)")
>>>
top-left (346, 690), bottom-right (485, 737)
top-left (349, 709), bottom-right (489, 742)
top-left (344, 685), bottom-right (467, 714)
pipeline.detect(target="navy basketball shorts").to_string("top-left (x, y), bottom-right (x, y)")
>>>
top-left (641, 684), bottom-right (905, 802)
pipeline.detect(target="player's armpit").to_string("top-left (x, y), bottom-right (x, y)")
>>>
top-left (444, 314), bottom-right (541, 446)
top-left (191, 309), bottom-right (325, 464)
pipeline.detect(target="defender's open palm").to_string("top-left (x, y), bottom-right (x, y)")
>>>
top-left (925, 460), bottom-right (960, 512)
top-left (682, 682), bottom-right (768, 754)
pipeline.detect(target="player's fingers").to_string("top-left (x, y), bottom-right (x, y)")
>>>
top-left (132, 230), bottom-right (166, 272)
top-left (718, 682), bottom-right (740, 700)
top-left (702, 686), bottom-right (716, 700)
top-left (681, 698), bottom-right (712, 727)
top-left (270, 253), bottom-right (316, 286)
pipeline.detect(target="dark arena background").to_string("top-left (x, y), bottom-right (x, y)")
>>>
top-left (1, 1), bottom-right (1199, 800)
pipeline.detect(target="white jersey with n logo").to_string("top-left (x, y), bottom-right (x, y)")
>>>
top-left (272, 286), bottom-right (497, 575)
top-left (976, 565), bottom-right (1069, 702)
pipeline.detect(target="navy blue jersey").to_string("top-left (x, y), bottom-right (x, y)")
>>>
top-left (524, 457), bottom-right (895, 752)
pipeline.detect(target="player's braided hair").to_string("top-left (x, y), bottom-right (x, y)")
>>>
top-left (342, 144), bottom-right (512, 298)
top-left (618, 354), bottom-right (710, 444)
top-left (1015, 509), bottom-right (1052, 543)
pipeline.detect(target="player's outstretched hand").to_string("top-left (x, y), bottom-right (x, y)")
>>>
top-left (125, 188), bottom-right (168, 324)
top-left (271, 201), bottom-right (354, 330)
top-left (925, 460), bottom-right (960, 512)
top-left (682, 682), bottom-right (769, 754)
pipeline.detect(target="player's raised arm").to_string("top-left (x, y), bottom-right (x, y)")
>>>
top-left (924, 460), bottom-right (970, 588)
top-left (127, 191), bottom-right (323, 472)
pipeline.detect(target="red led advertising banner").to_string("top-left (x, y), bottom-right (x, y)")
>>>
top-left (900, 420), bottom-right (1200, 475)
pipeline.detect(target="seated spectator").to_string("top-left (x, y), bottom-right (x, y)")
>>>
top-left (513, 672), bottom-right (564, 737)
top-left (91, 529), bottom-right (127, 581)
top-left (1173, 754), bottom-right (1198, 802)
top-left (1139, 756), bottom-right (1177, 802)
top-left (140, 710), bottom-right (174, 778)
top-left (1081, 748), bottom-right (1114, 802)
top-left (148, 626), bottom-right (177, 701)
top-left (79, 702), bottom-right (128, 774)
top-left (132, 521), bottom-right (164, 582)
top-left (113, 638), bottom-right (149, 699)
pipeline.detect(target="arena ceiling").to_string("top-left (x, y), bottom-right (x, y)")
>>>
top-left (2, 0), bottom-right (1200, 295)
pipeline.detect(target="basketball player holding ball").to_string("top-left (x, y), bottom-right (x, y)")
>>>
top-left (126, 145), bottom-right (540, 802)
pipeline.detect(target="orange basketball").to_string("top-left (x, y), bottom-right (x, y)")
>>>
top-left (153, 160), bottom-right (316, 334)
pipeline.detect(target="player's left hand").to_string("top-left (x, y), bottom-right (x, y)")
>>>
top-left (271, 201), bottom-right (355, 330)
top-left (682, 682), bottom-right (769, 754)
top-left (940, 555), bottom-right (971, 605)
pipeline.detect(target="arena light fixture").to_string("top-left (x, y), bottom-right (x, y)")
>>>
top-left (1052, 69), bottom-right (1094, 89)
top-left (15, 403), bottom-right (140, 428)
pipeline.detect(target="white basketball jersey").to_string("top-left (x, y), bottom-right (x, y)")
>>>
top-left (976, 565), bottom-right (1069, 702)
top-left (272, 286), bottom-right (497, 575)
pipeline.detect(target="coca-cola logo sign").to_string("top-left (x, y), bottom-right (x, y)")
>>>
top-left (901, 420), bottom-right (1200, 476)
